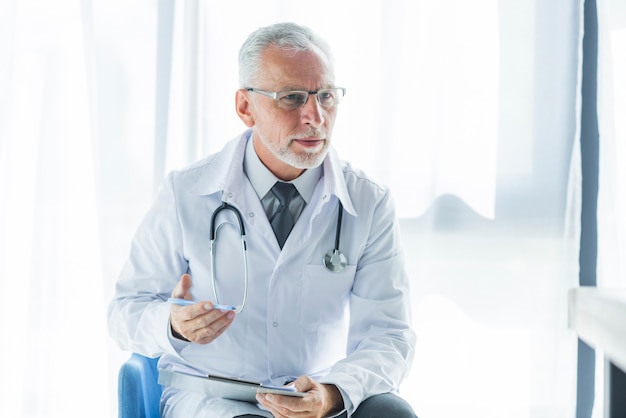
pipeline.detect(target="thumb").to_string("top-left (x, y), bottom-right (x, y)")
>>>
top-left (171, 274), bottom-right (193, 299)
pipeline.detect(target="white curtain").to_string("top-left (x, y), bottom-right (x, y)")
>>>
top-left (597, 0), bottom-right (626, 289)
top-left (0, 0), bottom-right (110, 416)
top-left (0, 0), bottom-right (157, 416)
top-left (593, 0), bottom-right (626, 417)
top-left (0, 0), bottom-right (584, 416)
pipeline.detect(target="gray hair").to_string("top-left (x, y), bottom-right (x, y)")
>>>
top-left (238, 22), bottom-right (334, 87)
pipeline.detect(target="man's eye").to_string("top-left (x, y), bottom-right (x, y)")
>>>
top-left (281, 93), bottom-right (305, 102)
top-left (278, 93), bottom-right (307, 108)
top-left (318, 92), bottom-right (333, 100)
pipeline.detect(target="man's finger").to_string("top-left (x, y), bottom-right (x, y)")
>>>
top-left (171, 273), bottom-right (193, 298)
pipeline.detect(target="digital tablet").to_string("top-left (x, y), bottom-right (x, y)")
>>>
top-left (158, 369), bottom-right (306, 403)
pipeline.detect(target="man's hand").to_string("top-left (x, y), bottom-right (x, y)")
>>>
top-left (169, 274), bottom-right (235, 344)
top-left (255, 376), bottom-right (344, 418)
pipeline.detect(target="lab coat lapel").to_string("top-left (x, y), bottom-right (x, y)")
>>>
top-left (189, 130), bottom-right (250, 197)
top-left (290, 147), bottom-right (358, 248)
top-left (322, 147), bottom-right (357, 216)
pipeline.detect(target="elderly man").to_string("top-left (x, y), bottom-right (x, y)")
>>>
top-left (109, 22), bottom-right (417, 418)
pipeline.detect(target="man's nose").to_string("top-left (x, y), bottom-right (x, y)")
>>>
top-left (301, 94), bottom-right (325, 127)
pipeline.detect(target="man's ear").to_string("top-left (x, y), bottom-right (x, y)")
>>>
top-left (235, 89), bottom-right (255, 127)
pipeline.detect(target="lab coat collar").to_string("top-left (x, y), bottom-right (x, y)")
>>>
top-left (188, 129), bottom-right (357, 216)
top-left (323, 147), bottom-right (357, 217)
top-left (188, 130), bottom-right (251, 198)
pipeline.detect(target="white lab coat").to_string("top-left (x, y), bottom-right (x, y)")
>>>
top-left (108, 130), bottom-right (416, 417)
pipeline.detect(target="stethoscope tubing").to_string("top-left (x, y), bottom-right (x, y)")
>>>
top-left (210, 198), bottom-right (347, 313)
top-left (334, 201), bottom-right (343, 251)
top-left (210, 202), bottom-right (248, 313)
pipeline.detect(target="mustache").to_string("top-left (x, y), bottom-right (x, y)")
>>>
top-left (289, 128), bottom-right (326, 140)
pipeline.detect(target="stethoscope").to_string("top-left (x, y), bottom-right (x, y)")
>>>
top-left (209, 200), bottom-right (347, 313)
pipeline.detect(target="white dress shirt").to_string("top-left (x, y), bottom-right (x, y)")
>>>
top-left (108, 129), bottom-right (416, 417)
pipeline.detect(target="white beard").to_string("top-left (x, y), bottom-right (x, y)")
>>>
top-left (258, 130), bottom-right (330, 169)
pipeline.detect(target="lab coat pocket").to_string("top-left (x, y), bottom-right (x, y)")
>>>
top-left (300, 264), bottom-right (356, 333)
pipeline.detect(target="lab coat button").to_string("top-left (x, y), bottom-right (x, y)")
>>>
top-left (273, 322), bottom-right (278, 327)
top-left (249, 212), bottom-right (255, 217)
top-left (227, 192), bottom-right (234, 198)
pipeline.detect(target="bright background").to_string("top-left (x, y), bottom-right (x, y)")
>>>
top-left (1, 0), bottom-right (625, 417)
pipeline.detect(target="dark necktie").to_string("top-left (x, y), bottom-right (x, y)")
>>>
top-left (270, 182), bottom-right (299, 248)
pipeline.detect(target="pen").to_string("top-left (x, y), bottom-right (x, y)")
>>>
top-left (167, 298), bottom-right (237, 311)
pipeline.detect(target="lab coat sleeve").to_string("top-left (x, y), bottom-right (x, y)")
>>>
top-left (319, 189), bottom-right (416, 414)
top-left (107, 172), bottom-right (189, 357)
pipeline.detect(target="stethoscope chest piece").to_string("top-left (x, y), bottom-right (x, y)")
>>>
top-left (323, 249), bottom-right (347, 273)
top-left (323, 200), bottom-right (347, 273)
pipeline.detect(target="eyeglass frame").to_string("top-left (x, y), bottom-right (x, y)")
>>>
top-left (244, 87), bottom-right (346, 109)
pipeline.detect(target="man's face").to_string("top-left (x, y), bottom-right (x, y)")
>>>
top-left (236, 46), bottom-right (338, 181)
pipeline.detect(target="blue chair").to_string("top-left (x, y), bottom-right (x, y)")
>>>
top-left (118, 353), bottom-right (162, 418)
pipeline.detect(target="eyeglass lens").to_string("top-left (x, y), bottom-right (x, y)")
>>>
top-left (277, 88), bottom-right (344, 109)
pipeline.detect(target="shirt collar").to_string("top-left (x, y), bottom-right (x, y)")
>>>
top-left (243, 135), bottom-right (322, 204)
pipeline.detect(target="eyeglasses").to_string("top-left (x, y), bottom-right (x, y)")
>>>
top-left (245, 87), bottom-right (346, 110)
